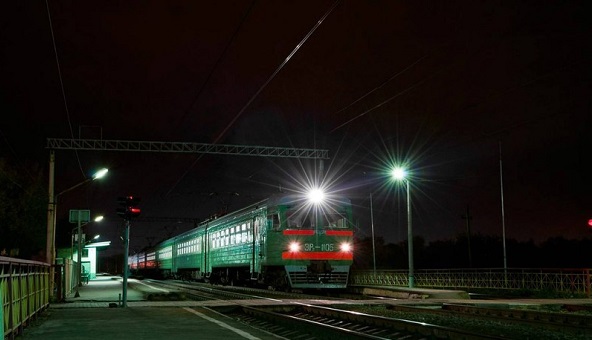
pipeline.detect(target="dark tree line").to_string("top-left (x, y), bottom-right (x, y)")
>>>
top-left (0, 158), bottom-right (46, 260)
top-left (354, 234), bottom-right (592, 270)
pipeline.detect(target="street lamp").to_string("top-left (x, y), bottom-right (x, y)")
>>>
top-left (46, 167), bottom-right (108, 297)
top-left (391, 167), bottom-right (414, 288)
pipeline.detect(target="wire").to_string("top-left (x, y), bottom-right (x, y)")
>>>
top-left (45, 0), bottom-right (85, 178)
top-left (214, 0), bottom-right (342, 143)
top-left (164, 0), bottom-right (342, 197)
top-left (174, 0), bottom-right (257, 133)
top-left (332, 55), bottom-right (427, 119)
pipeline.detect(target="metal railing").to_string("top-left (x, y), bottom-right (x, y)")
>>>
top-left (57, 258), bottom-right (78, 298)
top-left (350, 268), bottom-right (591, 297)
top-left (1, 256), bottom-right (50, 339)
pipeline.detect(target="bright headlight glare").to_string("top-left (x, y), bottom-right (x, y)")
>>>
top-left (307, 188), bottom-right (325, 204)
top-left (289, 242), bottom-right (300, 252)
top-left (340, 242), bottom-right (352, 252)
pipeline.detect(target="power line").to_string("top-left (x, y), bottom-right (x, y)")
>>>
top-left (44, 0), bottom-right (85, 178)
top-left (165, 0), bottom-right (342, 197)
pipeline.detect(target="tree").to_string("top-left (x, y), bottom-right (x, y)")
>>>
top-left (0, 158), bottom-right (46, 259)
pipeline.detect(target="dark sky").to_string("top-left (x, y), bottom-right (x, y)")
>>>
top-left (1, 1), bottom-right (591, 256)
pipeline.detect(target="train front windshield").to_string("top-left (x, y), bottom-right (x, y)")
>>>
top-left (284, 205), bottom-right (351, 229)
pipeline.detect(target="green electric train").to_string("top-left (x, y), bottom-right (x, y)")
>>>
top-left (129, 193), bottom-right (354, 290)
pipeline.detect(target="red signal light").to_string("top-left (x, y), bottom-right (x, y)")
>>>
top-left (588, 219), bottom-right (592, 228)
top-left (117, 195), bottom-right (141, 220)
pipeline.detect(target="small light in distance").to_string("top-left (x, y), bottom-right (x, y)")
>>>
top-left (340, 242), bottom-right (352, 252)
top-left (588, 219), bottom-right (592, 228)
top-left (289, 242), bottom-right (300, 252)
top-left (307, 188), bottom-right (325, 204)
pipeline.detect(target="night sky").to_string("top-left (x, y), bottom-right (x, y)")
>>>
top-left (1, 1), bottom-right (590, 257)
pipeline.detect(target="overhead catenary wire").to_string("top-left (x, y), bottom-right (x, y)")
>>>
top-left (173, 0), bottom-right (257, 134)
top-left (164, 0), bottom-right (342, 197)
top-left (45, 0), bottom-right (85, 178)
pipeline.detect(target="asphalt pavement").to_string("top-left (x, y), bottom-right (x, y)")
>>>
top-left (18, 275), bottom-right (283, 340)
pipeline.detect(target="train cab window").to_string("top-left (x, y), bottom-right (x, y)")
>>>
top-left (286, 210), bottom-right (301, 228)
top-left (269, 213), bottom-right (280, 230)
top-left (286, 209), bottom-right (314, 228)
top-left (325, 212), bottom-right (347, 228)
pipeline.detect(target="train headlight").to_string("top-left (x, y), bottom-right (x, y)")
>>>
top-left (289, 242), bottom-right (300, 252)
top-left (340, 242), bottom-right (352, 252)
top-left (307, 188), bottom-right (325, 204)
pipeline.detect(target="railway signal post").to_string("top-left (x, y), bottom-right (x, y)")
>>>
top-left (117, 196), bottom-right (141, 307)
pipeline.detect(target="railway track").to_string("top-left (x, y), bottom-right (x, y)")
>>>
top-left (142, 279), bottom-right (348, 301)
top-left (381, 302), bottom-right (592, 334)
top-left (339, 303), bottom-right (592, 339)
top-left (223, 304), bottom-right (501, 339)
top-left (441, 303), bottom-right (592, 334)
top-left (142, 280), bottom-right (503, 338)
top-left (139, 280), bottom-right (592, 339)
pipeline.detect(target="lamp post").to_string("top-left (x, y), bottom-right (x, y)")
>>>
top-left (76, 215), bottom-right (103, 288)
top-left (46, 166), bottom-right (108, 297)
top-left (370, 192), bottom-right (376, 276)
top-left (391, 167), bottom-right (414, 288)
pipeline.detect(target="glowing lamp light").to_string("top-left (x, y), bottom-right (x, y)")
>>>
top-left (307, 188), bottom-right (325, 204)
top-left (85, 241), bottom-right (111, 248)
top-left (340, 242), bottom-right (352, 252)
top-left (289, 242), bottom-right (300, 252)
top-left (588, 219), bottom-right (592, 228)
top-left (92, 168), bottom-right (109, 180)
top-left (391, 167), bottom-right (407, 181)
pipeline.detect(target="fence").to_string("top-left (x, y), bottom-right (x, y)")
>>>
top-left (350, 268), bottom-right (591, 296)
top-left (1, 256), bottom-right (50, 339)
top-left (56, 258), bottom-right (78, 299)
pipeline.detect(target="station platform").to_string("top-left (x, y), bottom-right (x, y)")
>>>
top-left (21, 275), bottom-right (284, 339)
top-left (347, 284), bottom-right (470, 300)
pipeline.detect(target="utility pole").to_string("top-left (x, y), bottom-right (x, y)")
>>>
top-left (122, 219), bottom-right (130, 307)
top-left (461, 205), bottom-right (473, 268)
top-left (499, 141), bottom-right (508, 284)
top-left (370, 193), bottom-right (376, 276)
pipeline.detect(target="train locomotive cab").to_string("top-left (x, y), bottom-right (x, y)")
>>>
top-left (264, 194), bottom-right (354, 290)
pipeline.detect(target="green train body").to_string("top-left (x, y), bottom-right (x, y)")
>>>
top-left (129, 194), bottom-right (354, 290)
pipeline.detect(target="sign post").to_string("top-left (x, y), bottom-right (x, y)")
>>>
top-left (69, 209), bottom-right (90, 296)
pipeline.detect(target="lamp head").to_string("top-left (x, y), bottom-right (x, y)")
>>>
top-left (391, 167), bottom-right (407, 181)
top-left (92, 168), bottom-right (109, 180)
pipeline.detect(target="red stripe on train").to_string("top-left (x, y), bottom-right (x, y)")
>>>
top-left (283, 230), bottom-right (315, 235)
top-left (325, 230), bottom-right (353, 236)
top-left (282, 251), bottom-right (353, 260)
top-left (283, 230), bottom-right (353, 236)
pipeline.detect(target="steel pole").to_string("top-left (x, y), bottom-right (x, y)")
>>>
top-left (499, 141), bottom-right (508, 285)
top-left (122, 220), bottom-right (130, 307)
top-left (77, 210), bottom-right (82, 287)
top-left (370, 193), bottom-right (376, 276)
top-left (406, 180), bottom-right (414, 288)
top-left (45, 151), bottom-right (55, 297)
